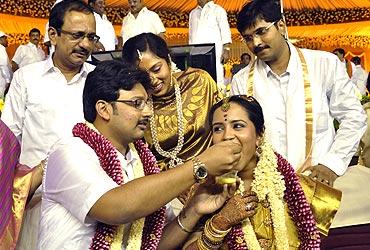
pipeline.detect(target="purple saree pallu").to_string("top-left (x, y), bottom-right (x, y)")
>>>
top-left (0, 120), bottom-right (32, 249)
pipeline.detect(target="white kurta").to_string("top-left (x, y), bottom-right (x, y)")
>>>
top-left (0, 44), bottom-right (12, 98)
top-left (351, 65), bottom-right (368, 96)
top-left (12, 42), bottom-right (46, 68)
top-left (231, 42), bottom-right (367, 176)
top-left (189, 1), bottom-right (232, 87)
top-left (94, 12), bottom-right (116, 51)
top-left (38, 137), bottom-right (136, 249)
top-left (120, 7), bottom-right (165, 45)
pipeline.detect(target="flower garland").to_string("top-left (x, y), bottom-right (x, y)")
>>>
top-left (72, 123), bottom-right (166, 250)
top-left (226, 137), bottom-right (320, 249)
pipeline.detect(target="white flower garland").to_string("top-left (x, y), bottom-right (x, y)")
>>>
top-left (239, 136), bottom-right (289, 249)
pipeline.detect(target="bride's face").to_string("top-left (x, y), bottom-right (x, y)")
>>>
top-left (211, 102), bottom-right (258, 172)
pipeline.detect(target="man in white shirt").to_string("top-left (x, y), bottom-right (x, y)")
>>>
top-left (189, 0), bottom-right (232, 90)
top-left (89, 0), bottom-right (117, 51)
top-left (2, 1), bottom-right (97, 248)
top-left (11, 28), bottom-right (46, 71)
top-left (38, 59), bottom-right (242, 249)
top-left (333, 48), bottom-right (356, 78)
top-left (120, 0), bottom-right (166, 46)
top-left (351, 56), bottom-right (368, 96)
top-left (231, 0), bottom-right (367, 187)
top-left (0, 31), bottom-right (12, 98)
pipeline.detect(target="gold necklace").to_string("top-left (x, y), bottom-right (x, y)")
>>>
top-left (148, 75), bottom-right (185, 168)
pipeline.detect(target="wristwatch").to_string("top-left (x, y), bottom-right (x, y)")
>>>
top-left (192, 157), bottom-right (208, 183)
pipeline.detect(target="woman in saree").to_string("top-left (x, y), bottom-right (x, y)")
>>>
top-left (0, 119), bottom-right (44, 249)
top-left (121, 33), bottom-right (223, 171)
top-left (181, 95), bottom-right (325, 249)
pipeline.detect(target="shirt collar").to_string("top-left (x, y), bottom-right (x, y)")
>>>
top-left (41, 55), bottom-right (90, 80)
top-left (258, 41), bottom-right (296, 77)
top-left (128, 6), bottom-right (148, 18)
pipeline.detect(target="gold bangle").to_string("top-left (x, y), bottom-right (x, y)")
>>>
top-left (177, 214), bottom-right (194, 233)
top-left (209, 215), bottom-right (231, 234)
top-left (197, 236), bottom-right (212, 250)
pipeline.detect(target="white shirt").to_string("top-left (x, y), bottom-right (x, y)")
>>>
top-left (231, 42), bottom-right (367, 176)
top-left (339, 59), bottom-right (356, 77)
top-left (12, 42), bottom-right (46, 68)
top-left (1, 57), bottom-right (95, 167)
top-left (351, 65), bottom-right (368, 95)
top-left (94, 12), bottom-right (116, 51)
top-left (38, 137), bottom-right (173, 249)
top-left (120, 7), bottom-right (165, 45)
top-left (189, 1), bottom-right (231, 85)
top-left (0, 44), bottom-right (12, 98)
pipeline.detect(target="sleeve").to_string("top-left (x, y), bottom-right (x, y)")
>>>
top-left (216, 7), bottom-right (232, 45)
top-left (318, 58), bottom-right (367, 175)
top-left (230, 67), bottom-right (249, 95)
top-left (44, 140), bottom-right (118, 224)
top-left (0, 49), bottom-right (11, 83)
top-left (12, 46), bottom-right (23, 65)
top-left (1, 70), bottom-right (26, 140)
top-left (152, 12), bottom-right (166, 34)
top-left (188, 10), bottom-right (194, 44)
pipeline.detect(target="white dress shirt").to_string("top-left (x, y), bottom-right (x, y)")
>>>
top-left (231, 42), bottom-right (367, 176)
top-left (0, 44), bottom-right (12, 98)
top-left (2, 56), bottom-right (95, 167)
top-left (38, 137), bottom-right (173, 249)
top-left (94, 12), bottom-right (116, 51)
top-left (189, 1), bottom-right (232, 86)
top-left (12, 42), bottom-right (46, 68)
top-left (351, 65), bottom-right (368, 95)
top-left (120, 7), bottom-right (166, 45)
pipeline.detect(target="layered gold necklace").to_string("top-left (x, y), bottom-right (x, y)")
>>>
top-left (148, 76), bottom-right (185, 168)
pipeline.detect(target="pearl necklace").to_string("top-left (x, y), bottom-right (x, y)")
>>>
top-left (148, 75), bottom-right (185, 168)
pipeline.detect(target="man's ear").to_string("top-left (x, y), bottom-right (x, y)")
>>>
top-left (48, 27), bottom-right (58, 46)
top-left (95, 100), bottom-right (112, 121)
top-left (276, 19), bottom-right (287, 38)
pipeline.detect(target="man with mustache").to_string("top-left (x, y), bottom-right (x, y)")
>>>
top-left (2, 0), bottom-right (96, 248)
top-left (11, 28), bottom-right (46, 72)
top-left (38, 60), bottom-right (242, 249)
top-left (230, 0), bottom-right (366, 187)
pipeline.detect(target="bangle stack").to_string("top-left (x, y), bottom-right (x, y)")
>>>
top-left (197, 216), bottom-right (230, 249)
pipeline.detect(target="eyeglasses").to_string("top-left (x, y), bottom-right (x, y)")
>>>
top-left (59, 29), bottom-right (100, 43)
top-left (242, 21), bottom-right (277, 43)
top-left (113, 99), bottom-right (149, 110)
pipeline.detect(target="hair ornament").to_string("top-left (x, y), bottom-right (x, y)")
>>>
top-left (137, 49), bottom-right (143, 61)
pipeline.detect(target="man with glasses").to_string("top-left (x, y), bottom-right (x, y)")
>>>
top-left (38, 60), bottom-right (243, 249)
top-left (230, 0), bottom-right (366, 187)
top-left (2, 0), bottom-right (96, 248)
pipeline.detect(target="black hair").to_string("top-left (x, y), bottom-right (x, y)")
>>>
top-left (88, 0), bottom-right (97, 4)
top-left (333, 48), bottom-right (345, 56)
top-left (121, 33), bottom-right (170, 65)
top-left (351, 56), bottom-right (361, 65)
top-left (49, 0), bottom-right (93, 34)
top-left (241, 53), bottom-right (251, 61)
top-left (237, 0), bottom-right (282, 33)
top-left (83, 60), bottom-right (152, 122)
top-left (208, 95), bottom-right (265, 136)
top-left (29, 28), bottom-right (41, 36)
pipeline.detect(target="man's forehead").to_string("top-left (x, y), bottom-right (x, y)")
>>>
top-left (62, 11), bottom-right (95, 30)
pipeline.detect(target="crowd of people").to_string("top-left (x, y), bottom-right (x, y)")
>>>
top-left (0, 0), bottom-right (370, 249)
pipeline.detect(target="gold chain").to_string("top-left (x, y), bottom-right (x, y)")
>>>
top-left (148, 75), bottom-right (185, 168)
